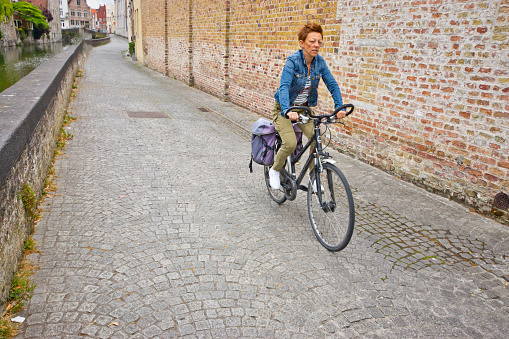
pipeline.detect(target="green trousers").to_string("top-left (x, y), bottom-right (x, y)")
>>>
top-left (272, 102), bottom-right (315, 172)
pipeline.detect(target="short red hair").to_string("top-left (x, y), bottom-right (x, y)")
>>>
top-left (297, 22), bottom-right (323, 42)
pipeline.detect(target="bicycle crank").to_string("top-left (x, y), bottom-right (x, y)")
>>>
top-left (280, 172), bottom-right (297, 201)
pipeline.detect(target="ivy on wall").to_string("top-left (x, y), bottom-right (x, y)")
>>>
top-left (0, 0), bottom-right (14, 23)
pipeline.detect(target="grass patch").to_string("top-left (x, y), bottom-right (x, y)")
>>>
top-left (0, 238), bottom-right (38, 339)
top-left (18, 183), bottom-right (39, 225)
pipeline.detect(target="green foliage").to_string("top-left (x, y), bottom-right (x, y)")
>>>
top-left (12, 1), bottom-right (49, 30)
top-left (0, 0), bottom-right (14, 22)
top-left (1, 241), bottom-right (38, 338)
top-left (19, 183), bottom-right (38, 220)
top-left (18, 28), bottom-right (25, 41)
top-left (8, 270), bottom-right (36, 314)
top-left (0, 317), bottom-right (16, 338)
top-left (129, 41), bottom-right (135, 55)
top-left (24, 237), bottom-right (36, 252)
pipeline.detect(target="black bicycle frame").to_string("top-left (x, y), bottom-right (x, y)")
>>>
top-left (285, 119), bottom-right (326, 205)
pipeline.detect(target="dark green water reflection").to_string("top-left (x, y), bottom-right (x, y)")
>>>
top-left (0, 43), bottom-right (66, 93)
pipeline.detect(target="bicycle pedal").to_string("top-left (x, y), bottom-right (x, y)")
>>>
top-left (298, 185), bottom-right (308, 192)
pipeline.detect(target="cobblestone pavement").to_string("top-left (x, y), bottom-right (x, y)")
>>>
top-left (16, 36), bottom-right (509, 338)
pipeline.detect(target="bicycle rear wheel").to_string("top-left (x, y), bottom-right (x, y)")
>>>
top-left (264, 137), bottom-right (286, 204)
top-left (307, 163), bottom-right (354, 251)
top-left (264, 165), bottom-right (287, 204)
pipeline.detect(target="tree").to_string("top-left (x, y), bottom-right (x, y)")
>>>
top-left (12, 1), bottom-right (49, 30)
top-left (13, 1), bottom-right (50, 39)
top-left (40, 7), bottom-right (53, 23)
top-left (0, 0), bottom-right (14, 23)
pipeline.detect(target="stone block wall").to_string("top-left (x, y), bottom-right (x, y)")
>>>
top-left (138, 0), bottom-right (508, 224)
top-left (1, 19), bottom-right (19, 47)
top-left (0, 42), bottom-right (89, 310)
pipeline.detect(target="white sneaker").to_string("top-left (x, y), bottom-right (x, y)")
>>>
top-left (269, 168), bottom-right (280, 190)
top-left (312, 181), bottom-right (325, 193)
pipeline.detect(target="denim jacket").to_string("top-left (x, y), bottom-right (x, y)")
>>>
top-left (274, 49), bottom-right (343, 117)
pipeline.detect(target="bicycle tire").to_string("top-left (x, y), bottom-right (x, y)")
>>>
top-left (264, 137), bottom-right (286, 204)
top-left (307, 163), bottom-right (354, 251)
top-left (264, 165), bottom-right (287, 203)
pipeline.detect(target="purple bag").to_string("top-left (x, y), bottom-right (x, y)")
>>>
top-left (249, 118), bottom-right (303, 172)
top-left (250, 118), bottom-right (277, 167)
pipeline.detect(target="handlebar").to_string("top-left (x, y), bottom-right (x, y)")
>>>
top-left (284, 104), bottom-right (355, 120)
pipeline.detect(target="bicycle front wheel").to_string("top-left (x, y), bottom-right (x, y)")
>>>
top-left (307, 163), bottom-right (355, 251)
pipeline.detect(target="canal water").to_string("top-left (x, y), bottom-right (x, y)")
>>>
top-left (0, 42), bottom-right (67, 93)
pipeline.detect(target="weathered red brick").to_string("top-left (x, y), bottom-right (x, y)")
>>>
top-left (484, 173), bottom-right (499, 182)
top-left (459, 111), bottom-right (471, 119)
top-left (499, 161), bottom-right (509, 169)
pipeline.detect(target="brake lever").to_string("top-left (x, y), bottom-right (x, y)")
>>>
top-left (299, 114), bottom-right (310, 124)
top-left (328, 118), bottom-right (345, 126)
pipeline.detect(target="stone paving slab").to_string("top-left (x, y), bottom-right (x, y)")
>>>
top-left (15, 36), bottom-right (509, 338)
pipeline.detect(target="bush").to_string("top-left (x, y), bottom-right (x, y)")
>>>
top-left (129, 41), bottom-right (135, 56)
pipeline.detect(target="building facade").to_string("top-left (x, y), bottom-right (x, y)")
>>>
top-left (97, 4), bottom-right (106, 32)
top-left (106, 4), bottom-right (114, 33)
top-left (48, 0), bottom-right (61, 41)
top-left (59, 0), bottom-right (69, 29)
top-left (133, 0), bottom-right (143, 63)
top-left (135, 0), bottom-right (509, 224)
top-left (90, 8), bottom-right (98, 31)
top-left (114, 0), bottom-right (128, 38)
top-left (68, 0), bottom-right (90, 29)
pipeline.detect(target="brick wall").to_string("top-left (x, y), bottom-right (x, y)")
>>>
top-left (139, 0), bottom-right (508, 224)
top-left (167, 0), bottom-right (193, 84)
top-left (191, 0), bottom-right (229, 98)
top-left (330, 0), bottom-right (509, 223)
top-left (141, 0), bottom-right (166, 74)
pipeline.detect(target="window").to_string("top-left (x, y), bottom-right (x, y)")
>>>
top-left (84, 12), bottom-right (88, 18)
top-left (77, 11), bottom-right (81, 17)
top-left (71, 10), bottom-right (75, 16)
top-left (77, 0), bottom-right (80, 5)
top-left (71, 20), bottom-right (74, 25)
top-left (60, 9), bottom-right (63, 16)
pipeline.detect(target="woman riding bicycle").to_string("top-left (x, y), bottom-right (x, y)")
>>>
top-left (269, 22), bottom-right (346, 190)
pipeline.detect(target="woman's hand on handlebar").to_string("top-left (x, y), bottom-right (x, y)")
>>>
top-left (287, 111), bottom-right (299, 121)
top-left (336, 110), bottom-right (347, 120)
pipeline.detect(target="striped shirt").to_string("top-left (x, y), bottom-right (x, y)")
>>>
top-left (293, 75), bottom-right (311, 105)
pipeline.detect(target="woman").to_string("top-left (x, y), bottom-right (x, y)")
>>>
top-left (269, 22), bottom-right (346, 190)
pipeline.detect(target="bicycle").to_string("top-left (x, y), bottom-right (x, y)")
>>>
top-left (264, 104), bottom-right (355, 252)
